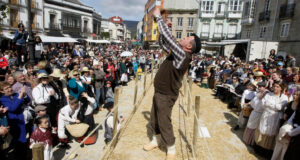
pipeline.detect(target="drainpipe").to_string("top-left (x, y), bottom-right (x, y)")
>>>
top-left (195, 0), bottom-right (201, 36)
top-left (270, 0), bottom-right (280, 40)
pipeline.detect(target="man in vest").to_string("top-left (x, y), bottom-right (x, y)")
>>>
top-left (143, 7), bottom-right (201, 160)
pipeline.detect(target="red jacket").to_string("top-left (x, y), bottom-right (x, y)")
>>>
top-left (0, 57), bottom-right (8, 68)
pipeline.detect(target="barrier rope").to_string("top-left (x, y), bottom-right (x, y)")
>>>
top-left (182, 78), bottom-right (214, 160)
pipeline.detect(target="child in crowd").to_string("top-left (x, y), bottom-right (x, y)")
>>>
top-left (57, 96), bottom-right (81, 148)
top-left (137, 65), bottom-right (143, 80)
top-left (103, 102), bottom-right (124, 144)
top-left (29, 116), bottom-right (53, 160)
top-left (104, 81), bottom-right (114, 103)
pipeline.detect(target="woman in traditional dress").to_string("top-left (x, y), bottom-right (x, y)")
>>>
top-left (243, 82), bottom-right (266, 145)
top-left (234, 82), bottom-right (256, 130)
top-left (255, 82), bottom-right (288, 150)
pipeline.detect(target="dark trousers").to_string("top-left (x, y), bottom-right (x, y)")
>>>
top-left (16, 45), bottom-right (27, 66)
top-left (150, 92), bottom-right (177, 146)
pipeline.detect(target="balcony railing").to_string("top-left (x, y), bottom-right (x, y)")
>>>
top-left (49, 23), bottom-right (60, 30)
top-left (176, 26), bottom-right (183, 30)
top-left (259, 10), bottom-right (271, 22)
top-left (200, 32), bottom-right (209, 39)
top-left (227, 33), bottom-right (237, 39)
top-left (279, 3), bottom-right (296, 19)
top-left (200, 10), bottom-right (215, 18)
top-left (227, 11), bottom-right (242, 18)
top-left (83, 28), bottom-right (91, 33)
top-left (10, 0), bottom-right (18, 5)
top-left (187, 26), bottom-right (195, 31)
top-left (213, 33), bottom-right (223, 39)
top-left (241, 17), bottom-right (255, 25)
top-left (215, 11), bottom-right (225, 18)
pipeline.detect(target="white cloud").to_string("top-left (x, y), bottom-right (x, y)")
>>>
top-left (80, 0), bottom-right (147, 21)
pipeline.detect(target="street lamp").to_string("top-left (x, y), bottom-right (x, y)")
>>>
top-left (27, 0), bottom-right (35, 64)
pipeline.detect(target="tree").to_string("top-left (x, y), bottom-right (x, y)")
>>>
top-left (101, 32), bottom-right (110, 39)
top-left (0, 5), bottom-right (8, 22)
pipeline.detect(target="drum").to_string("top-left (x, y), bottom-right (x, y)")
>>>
top-left (242, 105), bottom-right (253, 118)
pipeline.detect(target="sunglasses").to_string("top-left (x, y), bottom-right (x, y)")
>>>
top-left (73, 74), bottom-right (79, 76)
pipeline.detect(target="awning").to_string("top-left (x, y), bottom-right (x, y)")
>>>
top-left (111, 40), bottom-right (123, 44)
top-left (85, 39), bottom-right (111, 44)
top-left (1, 31), bottom-right (15, 39)
top-left (39, 35), bottom-right (78, 43)
top-left (205, 39), bottom-right (249, 47)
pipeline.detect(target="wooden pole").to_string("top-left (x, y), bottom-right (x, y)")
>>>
top-left (151, 58), bottom-right (155, 82)
top-left (193, 95), bottom-right (200, 158)
top-left (183, 74), bottom-right (187, 104)
top-left (133, 76), bottom-right (138, 112)
top-left (113, 88), bottom-right (120, 137)
top-left (32, 143), bottom-right (44, 160)
top-left (188, 77), bottom-right (193, 116)
top-left (143, 70), bottom-right (147, 96)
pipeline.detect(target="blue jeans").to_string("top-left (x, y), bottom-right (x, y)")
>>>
top-left (96, 87), bottom-right (105, 107)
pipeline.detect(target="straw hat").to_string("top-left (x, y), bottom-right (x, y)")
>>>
top-left (37, 73), bottom-right (49, 79)
top-left (248, 82), bottom-right (257, 89)
top-left (50, 69), bottom-right (65, 78)
top-left (81, 67), bottom-right (90, 73)
top-left (66, 123), bottom-right (89, 138)
top-left (254, 71), bottom-right (264, 77)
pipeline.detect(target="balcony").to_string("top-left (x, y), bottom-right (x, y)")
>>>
top-left (117, 26), bottom-right (123, 30)
top-left (279, 3), bottom-right (296, 19)
top-left (227, 11), bottom-right (242, 19)
top-left (259, 10), bottom-right (271, 22)
top-left (213, 33), bottom-right (223, 39)
top-left (187, 26), bottom-right (195, 31)
top-left (176, 26), bottom-right (183, 30)
top-left (10, 0), bottom-right (18, 5)
top-left (241, 17), bottom-right (255, 25)
top-left (215, 12), bottom-right (225, 18)
top-left (49, 23), bottom-right (61, 30)
top-left (117, 31), bottom-right (123, 36)
top-left (83, 28), bottom-right (91, 33)
top-left (200, 11), bottom-right (214, 18)
top-left (227, 33), bottom-right (238, 39)
top-left (200, 32), bottom-right (209, 39)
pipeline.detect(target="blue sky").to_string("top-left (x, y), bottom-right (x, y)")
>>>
top-left (80, 0), bottom-right (147, 21)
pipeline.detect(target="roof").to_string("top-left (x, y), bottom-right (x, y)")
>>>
top-left (65, 0), bottom-right (83, 5)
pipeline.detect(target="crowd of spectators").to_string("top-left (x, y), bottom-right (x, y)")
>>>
top-left (189, 50), bottom-right (299, 159)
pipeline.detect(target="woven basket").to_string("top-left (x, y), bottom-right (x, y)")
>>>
top-left (66, 123), bottom-right (89, 138)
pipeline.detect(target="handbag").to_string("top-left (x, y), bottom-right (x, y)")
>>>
top-left (23, 106), bottom-right (35, 124)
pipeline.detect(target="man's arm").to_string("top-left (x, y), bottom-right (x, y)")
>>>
top-left (154, 8), bottom-right (186, 69)
top-left (158, 34), bottom-right (170, 53)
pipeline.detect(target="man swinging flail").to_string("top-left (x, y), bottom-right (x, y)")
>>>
top-left (143, 7), bottom-right (202, 160)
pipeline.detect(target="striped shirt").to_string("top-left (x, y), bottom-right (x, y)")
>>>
top-left (156, 15), bottom-right (186, 69)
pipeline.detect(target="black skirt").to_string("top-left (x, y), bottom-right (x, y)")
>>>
top-left (284, 134), bottom-right (300, 160)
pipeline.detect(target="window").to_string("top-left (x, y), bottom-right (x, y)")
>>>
top-left (202, 23), bottom-right (210, 33)
top-left (176, 32), bottom-right (182, 38)
top-left (188, 18), bottom-right (194, 27)
top-left (264, 0), bottom-right (271, 11)
top-left (215, 24), bottom-right (223, 33)
top-left (187, 32), bottom-right (193, 37)
top-left (243, 2), bottom-right (250, 17)
top-left (259, 26), bottom-right (267, 38)
top-left (280, 23), bottom-right (290, 37)
top-left (169, 17), bottom-right (173, 22)
top-left (202, 1), bottom-right (214, 13)
top-left (246, 30), bottom-right (251, 38)
top-left (177, 17), bottom-right (183, 26)
top-left (153, 29), bottom-right (157, 35)
top-left (217, 3), bottom-right (222, 13)
top-left (229, 0), bottom-right (242, 12)
top-left (228, 24), bottom-right (237, 34)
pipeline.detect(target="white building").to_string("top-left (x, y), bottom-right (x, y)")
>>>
top-left (43, 0), bottom-right (94, 39)
top-left (197, 0), bottom-right (243, 41)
